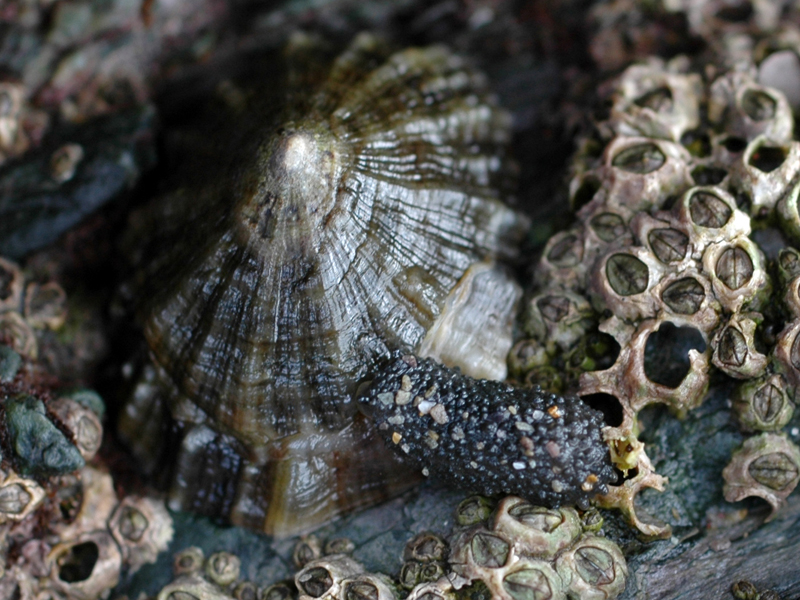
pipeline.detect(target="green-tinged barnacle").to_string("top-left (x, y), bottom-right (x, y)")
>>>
top-left (580, 508), bottom-right (603, 533)
top-left (455, 495), bottom-right (495, 527)
top-left (733, 373), bottom-right (795, 431)
top-left (399, 561), bottom-right (446, 589)
top-left (205, 552), bottom-right (241, 586)
top-left (361, 353), bottom-right (615, 508)
top-left (523, 292), bottom-right (595, 352)
top-left (723, 433), bottom-right (800, 519)
top-left (777, 247), bottom-right (800, 282)
top-left (731, 580), bottom-right (759, 600)
top-left (492, 497), bottom-right (582, 559)
top-left (0, 344), bottom-right (21, 382)
top-left (776, 178), bottom-right (800, 244)
top-left (554, 535), bottom-right (627, 600)
top-left (174, 547), bottom-right (205, 576)
top-left (5, 394), bottom-right (85, 477)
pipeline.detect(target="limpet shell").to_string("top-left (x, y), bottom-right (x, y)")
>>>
top-left (120, 33), bottom-right (528, 535)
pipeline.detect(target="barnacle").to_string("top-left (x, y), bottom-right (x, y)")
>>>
top-left (119, 33), bottom-right (528, 536)
top-left (361, 353), bottom-right (615, 508)
top-left (723, 433), bottom-right (800, 519)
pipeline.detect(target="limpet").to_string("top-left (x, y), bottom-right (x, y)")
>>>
top-left (119, 33), bottom-right (528, 536)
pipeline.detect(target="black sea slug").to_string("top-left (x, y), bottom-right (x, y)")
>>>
top-left (361, 353), bottom-right (615, 507)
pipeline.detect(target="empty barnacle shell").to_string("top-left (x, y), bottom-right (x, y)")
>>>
top-left (119, 33), bottom-right (528, 536)
top-left (403, 532), bottom-right (448, 564)
top-left (46, 531), bottom-right (123, 600)
top-left (722, 432), bottom-right (800, 519)
top-left (708, 71), bottom-right (794, 143)
top-left (609, 60), bottom-right (702, 142)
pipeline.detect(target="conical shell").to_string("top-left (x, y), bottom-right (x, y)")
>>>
top-left (120, 33), bottom-right (528, 535)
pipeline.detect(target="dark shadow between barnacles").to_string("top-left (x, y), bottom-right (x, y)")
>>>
top-left (580, 392), bottom-right (624, 428)
top-left (643, 322), bottom-right (707, 388)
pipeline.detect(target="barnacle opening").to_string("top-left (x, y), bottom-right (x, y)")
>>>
top-left (680, 130), bottom-right (711, 157)
top-left (580, 393), bottom-right (624, 427)
top-left (643, 322), bottom-right (706, 388)
top-left (722, 136), bottom-right (748, 153)
top-left (57, 541), bottom-right (99, 583)
top-left (748, 143), bottom-right (788, 173)
top-left (573, 176), bottom-right (601, 211)
top-left (690, 166), bottom-right (727, 186)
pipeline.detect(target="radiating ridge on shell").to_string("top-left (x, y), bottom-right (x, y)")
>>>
top-left (120, 33), bottom-right (529, 535)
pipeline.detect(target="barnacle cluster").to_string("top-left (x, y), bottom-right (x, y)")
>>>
top-left (148, 496), bottom-right (628, 600)
top-left (447, 496), bottom-right (627, 600)
top-left (511, 55), bottom-right (800, 535)
top-left (0, 256), bottom-right (173, 599)
top-left (1, 463), bottom-right (173, 600)
top-left (0, 256), bottom-right (67, 361)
